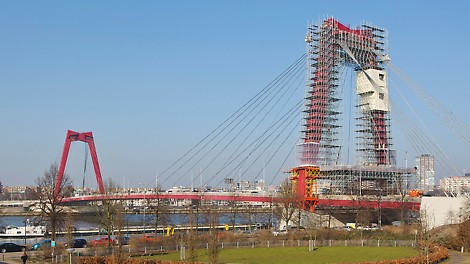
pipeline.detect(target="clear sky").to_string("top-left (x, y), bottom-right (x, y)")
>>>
top-left (1, 1), bottom-right (469, 189)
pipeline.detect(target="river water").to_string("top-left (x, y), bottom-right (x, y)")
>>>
top-left (0, 212), bottom-right (276, 245)
top-left (1, 212), bottom-right (274, 228)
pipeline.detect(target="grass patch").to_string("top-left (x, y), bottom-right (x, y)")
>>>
top-left (144, 246), bottom-right (419, 264)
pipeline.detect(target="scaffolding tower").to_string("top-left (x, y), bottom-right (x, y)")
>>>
top-left (293, 18), bottom-right (411, 198)
top-left (301, 17), bottom-right (393, 166)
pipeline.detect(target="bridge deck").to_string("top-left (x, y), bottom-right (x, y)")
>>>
top-left (62, 193), bottom-right (420, 210)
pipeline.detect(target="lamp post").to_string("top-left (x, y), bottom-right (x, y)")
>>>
top-left (23, 219), bottom-right (27, 245)
top-left (139, 183), bottom-right (146, 234)
top-left (143, 191), bottom-right (146, 234)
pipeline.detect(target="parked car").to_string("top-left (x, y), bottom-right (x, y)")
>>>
top-left (0, 243), bottom-right (26, 253)
top-left (65, 238), bottom-right (87, 248)
top-left (356, 226), bottom-right (379, 231)
top-left (32, 239), bottom-right (51, 250)
top-left (272, 229), bottom-right (288, 236)
top-left (114, 236), bottom-right (130, 245)
top-left (73, 238), bottom-right (88, 248)
top-left (286, 225), bottom-right (305, 230)
top-left (337, 226), bottom-right (353, 231)
top-left (140, 234), bottom-right (159, 243)
top-left (91, 237), bottom-right (112, 247)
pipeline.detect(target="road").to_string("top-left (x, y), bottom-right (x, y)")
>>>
top-left (0, 248), bottom-right (87, 263)
top-left (0, 251), bottom-right (23, 264)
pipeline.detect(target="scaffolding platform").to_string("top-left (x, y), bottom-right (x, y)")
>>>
top-left (317, 165), bottom-right (414, 196)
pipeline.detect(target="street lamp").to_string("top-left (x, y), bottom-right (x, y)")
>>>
top-left (23, 219), bottom-right (27, 245)
top-left (143, 191), bottom-right (146, 234)
top-left (139, 183), bottom-right (146, 234)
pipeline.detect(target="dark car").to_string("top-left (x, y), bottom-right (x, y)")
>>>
top-left (0, 243), bottom-right (26, 253)
top-left (32, 239), bottom-right (51, 250)
top-left (114, 236), bottom-right (130, 245)
top-left (73, 238), bottom-right (87, 248)
top-left (65, 238), bottom-right (87, 248)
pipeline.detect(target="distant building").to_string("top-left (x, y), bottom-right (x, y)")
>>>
top-left (3, 186), bottom-right (27, 195)
top-left (439, 176), bottom-right (470, 196)
top-left (416, 154), bottom-right (435, 193)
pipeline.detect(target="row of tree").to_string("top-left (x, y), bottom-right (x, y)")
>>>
top-left (33, 163), bottom-right (470, 241)
top-left (34, 163), bottom-right (175, 247)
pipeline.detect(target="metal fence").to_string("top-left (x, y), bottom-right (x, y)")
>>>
top-left (20, 239), bottom-right (417, 263)
top-left (79, 239), bottom-right (417, 256)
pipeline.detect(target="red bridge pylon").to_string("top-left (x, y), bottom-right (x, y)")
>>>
top-left (54, 130), bottom-right (105, 199)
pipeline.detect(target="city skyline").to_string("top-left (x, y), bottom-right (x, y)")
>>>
top-left (1, 2), bottom-right (470, 189)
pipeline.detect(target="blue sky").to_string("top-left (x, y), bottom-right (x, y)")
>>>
top-left (1, 1), bottom-right (469, 189)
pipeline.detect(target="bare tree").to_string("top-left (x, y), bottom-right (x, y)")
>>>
top-left (274, 179), bottom-right (299, 230)
top-left (456, 219), bottom-right (470, 252)
top-left (445, 209), bottom-right (458, 225)
top-left (205, 206), bottom-right (220, 264)
top-left (324, 182), bottom-right (335, 228)
top-left (24, 186), bottom-right (39, 200)
top-left (187, 204), bottom-right (199, 263)
top-left (455, 198), bottom-right (470, 252)
top-left (228, 196), bottom-right (238, 232)
top-left (65, 211), bottom-right (74, 248)
top-left (375, 181), bottom-right (385, 228)
top-left (463, 198), bottom-right (470, 221)
top-left (417, 206), bottom-right (433, 261)
top-left (347, 195), bottom-right (361, 229)
top-left (153, 193), bottom-right (170, 237)
top-left (0, 189), bottom-right (12, 201)
top-left (393, 174), bottom-right (412, 232)
top-left (36, 163), bottom-right (73, 241)
top-left (94, 178), bottom-right (123, 249)
top-left (243, 204), bottom-right (254, 233)
top-left (113, 208), bottom-right (126, 262)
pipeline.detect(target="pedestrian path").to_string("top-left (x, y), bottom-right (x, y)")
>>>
top-left (444, 251), bottom-right (470, 264)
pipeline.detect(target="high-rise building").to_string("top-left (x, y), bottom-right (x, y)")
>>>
top-left (416, 154), bottom-right (435, 193)
top-left (439, 176), bottom-right (470, 196)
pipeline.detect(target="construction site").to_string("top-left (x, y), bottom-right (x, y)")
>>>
top-left (290, 18), bottom-right (416, 220)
